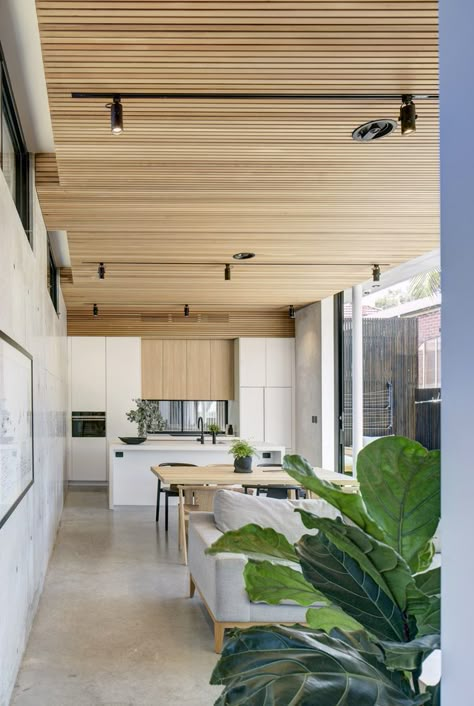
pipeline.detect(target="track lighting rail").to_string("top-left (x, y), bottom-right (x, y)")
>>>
top-left (72, 92), bottom-right (439, 101)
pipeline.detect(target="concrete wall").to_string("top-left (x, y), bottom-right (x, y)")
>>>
top-left (295, 303), bottom-right (322, 466)
top-left (0, 173), bottom-right (68, 706)
top-left (440, 0), bottom-right (474, 700)
top-left (295, 299), bottom-right (336, 469)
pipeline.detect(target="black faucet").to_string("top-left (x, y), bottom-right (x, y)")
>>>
top-left (197, 416), bottom-right (205, 444)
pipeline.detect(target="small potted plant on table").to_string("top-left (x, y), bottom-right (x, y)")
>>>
top-left (122, 399), bottom-right (167, 444)
top-left (229, 439), bottom-right (258, 473)
top-left (208, 422), bottom-right (221, 445)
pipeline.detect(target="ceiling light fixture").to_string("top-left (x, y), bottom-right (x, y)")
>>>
top-left (400, 94), bottom-right (417, 135)
top-left (184, 304), bottom-right (190, 317)
top-left (372, 264), bottom-right (381, 283)
top-left (98, 262), bottom-right (106, 279)
top-left (233, 252), bottom-right (255, 260)
top-left (93, 303), bottom-right (99, 317)
top-left (224, 264), bottom-right (231, 280)
top-left (106, 95), bottom-right (123, 134)
top-left (352, 119), bottom-right (398, 142)
top-left (289, 305), bottom-right (296, 319)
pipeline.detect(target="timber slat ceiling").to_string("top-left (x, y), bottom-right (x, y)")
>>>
top-left (35, 0), bottom-right (439, 335)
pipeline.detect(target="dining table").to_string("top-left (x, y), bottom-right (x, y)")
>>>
top-left (150, 463), bottom-right (359, 492)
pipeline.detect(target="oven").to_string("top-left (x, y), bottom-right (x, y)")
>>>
top-left (71, 412), bottom-right (106, 438)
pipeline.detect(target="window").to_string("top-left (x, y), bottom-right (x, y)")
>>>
top-left (0, 45), bottom-right (31, 241)
top-left (148, 401), bottom-right (228, 434)
top-left (418, 336), bottom-right (441, 389)
top-left (47, 240), bottom-right (59, 312)
top-left (339, 264), bottom-right (441, 472)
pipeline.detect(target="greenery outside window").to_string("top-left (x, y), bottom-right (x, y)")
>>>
top-left (0, 45), bottom-right (31, 243)
top-left (47, 240), bottom-right (59, 312)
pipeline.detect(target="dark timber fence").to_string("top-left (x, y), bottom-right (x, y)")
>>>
top-left (415, 388), bottom-right (441, 450)
top-left (343, 318), bottom-right (418, 446)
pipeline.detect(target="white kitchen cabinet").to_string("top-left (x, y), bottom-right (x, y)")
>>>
top-left (71, 438), bottom-right (107, 482)
top-left (239, 387), bottom-right (264, 441)
top-left (264, 387), bottom-right (293, 448)
top-left (266, 338), bottom-right (294, 387)
top-left (239, 338), bottom-right (266, 387)
top-left (70, 337), bottom-right (106, 411)
top-left (106, 337), bottom-right (141, 440)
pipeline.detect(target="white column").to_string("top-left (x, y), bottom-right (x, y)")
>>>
top-left (351, 285), bottom-right (363, 475)
top-left (440, 0), bottom-right (474, 700)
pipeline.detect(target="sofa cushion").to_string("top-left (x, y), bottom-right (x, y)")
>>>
top-left (213, 489), bottom-right (339, 545)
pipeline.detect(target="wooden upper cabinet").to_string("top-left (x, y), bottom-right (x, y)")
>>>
top-left (210, 340), bottom-right (234, 400)
top-left (141, 339), bottom-right (164, 399)
top-left (162, 340), bottom-right (187, 399)
top-left (141, 338), bottom-right (234, 400)
top-left (186, 340), bottom-right (211, 400)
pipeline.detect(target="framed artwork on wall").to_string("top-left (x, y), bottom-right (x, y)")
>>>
top-left (0, 330), bottom-right (34, 529)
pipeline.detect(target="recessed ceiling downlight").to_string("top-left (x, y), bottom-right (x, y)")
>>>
top-left (233, 252), bottom-right (255, 260)
top-left (352, 119), bottom-right (398, 142)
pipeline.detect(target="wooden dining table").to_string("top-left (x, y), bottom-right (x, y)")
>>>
top-left (150, 463), bottom-right (359, 491)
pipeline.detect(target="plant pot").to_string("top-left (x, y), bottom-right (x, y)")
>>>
top-left (212, 432), bottom-right (217, 445)
top-left (234, 456), bottom-right (253, 473)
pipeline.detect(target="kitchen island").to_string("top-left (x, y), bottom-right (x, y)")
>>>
top-left (108, 437), bottom-right (285, 509)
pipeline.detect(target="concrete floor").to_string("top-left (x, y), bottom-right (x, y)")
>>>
top-left (12, 488), bottom-right (221, 706)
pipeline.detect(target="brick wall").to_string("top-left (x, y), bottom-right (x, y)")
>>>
top-left (418, 308), bottom-right (441, 346)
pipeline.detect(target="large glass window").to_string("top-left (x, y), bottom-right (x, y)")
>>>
top-left (0, 45), bottom-right (31, 241)
top-left (341, 264), bottom-right (441, 472)
top-left (148, 400), bottom-right (228, 434)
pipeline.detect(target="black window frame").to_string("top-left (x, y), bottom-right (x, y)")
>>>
top-left (148, 400), bottom-right (229, 434)
top-left (0, 44), bottom-right (31, 244)
top-left (47, 238), bottom-right (59, 313)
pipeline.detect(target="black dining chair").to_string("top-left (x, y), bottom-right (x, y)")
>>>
top-left (243, 463), bottom-right (301, 499)
top-left (156, 462), bottom-right (197, 530)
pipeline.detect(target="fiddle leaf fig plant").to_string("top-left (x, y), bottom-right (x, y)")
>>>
top-left (209, 436), bottom-right (441, 704)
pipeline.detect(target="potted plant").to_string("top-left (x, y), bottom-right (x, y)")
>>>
top-left (208, 422), bottom-right (221, 445)
top-left (209, 436), bottom-right (441, 703)
top-left (229, 439), bottom-right (258, 473)
top-left (123, 399), bottom-right (167, 443)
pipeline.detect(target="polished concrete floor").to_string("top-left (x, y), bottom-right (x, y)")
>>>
top-left (12, 489), bottom-right (221, 706)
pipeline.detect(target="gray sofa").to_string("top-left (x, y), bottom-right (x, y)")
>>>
top-left (187, 490), bottom-right (337, 652)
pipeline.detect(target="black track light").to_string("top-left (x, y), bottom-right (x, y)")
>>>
top-left (93, 303), bottom-right (99, 317)
top-left (289, 305), bottom-right (296, 319)
top-left (224, 264), bottom-right (231, 281)
top-left (184, 304), bottom-right (190, 317)
top-left (98, 262), bottom-right (106, 279)
top-left (106, 95), bottom-right (123, 134)
top-left (372, 264), bottom-right (381, 283)
top-left (400, 95), bottom-right (417, 136)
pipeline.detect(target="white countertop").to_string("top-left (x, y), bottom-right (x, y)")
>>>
top-left (109, 438), bottom-right (285, 452)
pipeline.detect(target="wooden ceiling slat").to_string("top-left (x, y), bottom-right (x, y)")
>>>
top-left (35, 0), bottom-right (439, 325)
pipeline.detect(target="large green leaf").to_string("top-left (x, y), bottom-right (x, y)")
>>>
top-left (413, 596), bottom-right (440, 637)
top-left (378, 634), bottom-right (440, 671)
top-left (244, 560), bottom-right (327, 606)
top-left (306, 606), bottom-right (363, 633)
top-left (206, 524), bottom-right (297, 562)
top-left (298, 513), bottom-right (415, 612)
top-left (297, 531), bottom-right (409, 641)
top-left (357, 437), bottom-right (441, 572)
top-left (283, 454), bottom-right (385, 540)
top-left (211, 625), bottom-right (430, 706)
top-left (415, 567), bottom-right (440, 598)
top-left (427, 683), bottom-right (440, 706)
top-left (405, 583), bottom-right (440, 637)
